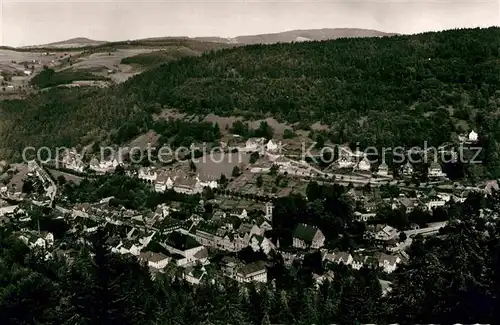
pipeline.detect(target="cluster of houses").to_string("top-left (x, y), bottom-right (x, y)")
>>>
top-left (61, 150), bottom-right (119, 174)
top-left (186, 204), bottom-right (274, 255)
top-left (323, 250), bottom-right (405, 274)
top-left (345, 177), bottom-right (500, 226)
top-left (458, 130), bottom-right (479, 144)
top-left (59, 148), bottom-right (121, 174)
top-left (283, 223), bottom-right (407, 274)
top-left (35, 198), bottom-right (275, 284)
top-left (137, 167), bottom-right (218, 194)
top-left (48, 196), bottom-right (409, 284)
top-left (27, 160), bottom-right (57, 204)
top-left (241, 137), bottom-right (280, 154)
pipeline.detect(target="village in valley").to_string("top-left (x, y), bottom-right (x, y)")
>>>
top-left (0, 125), bottom-right (494, 292)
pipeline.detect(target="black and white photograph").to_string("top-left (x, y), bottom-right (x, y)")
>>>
top-left (0, 0), bottom-right (499, 324)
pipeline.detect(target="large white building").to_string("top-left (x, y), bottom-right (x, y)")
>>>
top-left (235, 261), bottom-right (267, 283)
top-left (139, 251), bottom-right (170, 269)
top-left (89, 158), bottom-right (120, 173)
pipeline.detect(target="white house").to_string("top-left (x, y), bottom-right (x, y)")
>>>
top-left (357, 157), bottom-right (371, 171)
top-left (468, 130), bottom-right (478, 142)
top-left (273, 156), bottom-right (291, 168)
top-left (376, 253), bottom-right (400, 273)
top-left (266, 140), bottom-right (279, 152)
top-left (323, 251), bottom-right (353, 266)
top-left (154, 177), bottom-right (168, 193)
top-left (312, 271), bottom-right (335, 288)
top-left (197, 174), bottom-right (218, 189)
top-left (249, 235), bottom-right (275, 255)
top-left (351, 255), bottom-right (366, 270)
top-left (428, 162), bottom-right (445, 178)
top-left (375, 225), bottom-right (399, 242)
top-left (235, 261), bottom-right (267, 283)
top-left (19, 232), bottom-right (54, 249)
top-left (377, 162), bottom-right (389, 176)
top-left (425, 197), bottom-right (447, 210)
top-left (139, 251), bottom-right (170, 269)
top-left (231, 208), bottom-right (248, 220)
top-left (89, 158), bottom-right (120, 173)
top-left (61, 149), bottom-right (85, 173)
top-left (337, 156), bottom-right (354, 169)
top-left (245, 138), bottom-right (266, 152)
top-left (354, 212), bottom-right (376, 222)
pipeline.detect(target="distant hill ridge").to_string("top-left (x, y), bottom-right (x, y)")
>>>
top-left (197, 28), bottom-right (398, 44)
top-left (22, 37), bottom-right (107, 49)
top-left (23, 28), bottom-right (396, 48)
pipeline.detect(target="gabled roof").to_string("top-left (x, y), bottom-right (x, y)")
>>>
top-left (140, 251), bottom-right (169, 263)
top-left (238, 223), bottom-right (255, 234)
top-left (174, 176), bottom-right (198, 187)
top-left (375, 252), bottom-right (399, 265)
top-left (194, 248), bottom-right (209, 259)
top-left (221, 256), bottom-right (239, 266)
top-left (329, 251), bottom-right (351, 263)
top-left (164, 231), bottom-right (202, 251)
top-left (293, 224), bottom-right (320, 242)
top-left (378, 162), bottom-right (388, 169)
top-left (429, 161), bottom-right (441, 170)
top-left (237, 261), bottom-right (266, 277)
top-left (379, 279), bottom-right (393, 292)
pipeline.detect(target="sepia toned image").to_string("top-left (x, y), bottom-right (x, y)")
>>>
top-left (0, 0), bottom-right (499, 324)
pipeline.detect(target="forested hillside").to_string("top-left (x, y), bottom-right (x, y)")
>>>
top-left (125, 27), bottom-right (500, 146)
top-left (2, 27), bottom-right (500, 175)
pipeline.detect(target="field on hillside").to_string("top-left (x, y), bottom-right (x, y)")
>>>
top-left (61, 48), bottom-right (159, 83)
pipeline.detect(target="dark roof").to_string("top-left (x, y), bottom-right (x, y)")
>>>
top-left (140, 251), bottom-right (169, 263)
top-left (174, 177), bottom-right (198, 187)
top-left (352, 254), bottom-right (365, 263)
top-left (293, 224), bottom-right (319, 242)
top-left (238, 223), bottom-right (254, 234)
top-left (221, 256), bottom-right (239, 266)
top-left (164, 231), bottom-right (202, 251)
top-left (194, 248), bottom-right (209, 259)
top-left (237, 261), bottom-right (266, 277)
top-left (429, 162), bottom-right (441, 170)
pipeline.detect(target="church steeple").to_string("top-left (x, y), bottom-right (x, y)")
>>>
top-left (265, 201), bottom-right (274, 221)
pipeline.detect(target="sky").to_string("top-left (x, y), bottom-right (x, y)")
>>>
top-left (1, 0), bottom-right (499, 47)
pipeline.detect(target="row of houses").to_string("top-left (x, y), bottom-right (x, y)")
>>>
top-left (323, 250), bottom-right (405, 274)
top-left (242, 138), bottom-right (280, 153)
top-left (59, 149), bottom-right (120, 174)
top-left (137, 167), bottom-right (218, 195)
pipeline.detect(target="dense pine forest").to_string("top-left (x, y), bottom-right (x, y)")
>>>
top-left (1, 188), bottom-right (500, 324)
top-left (2, 27), bottom-right (500, 173)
